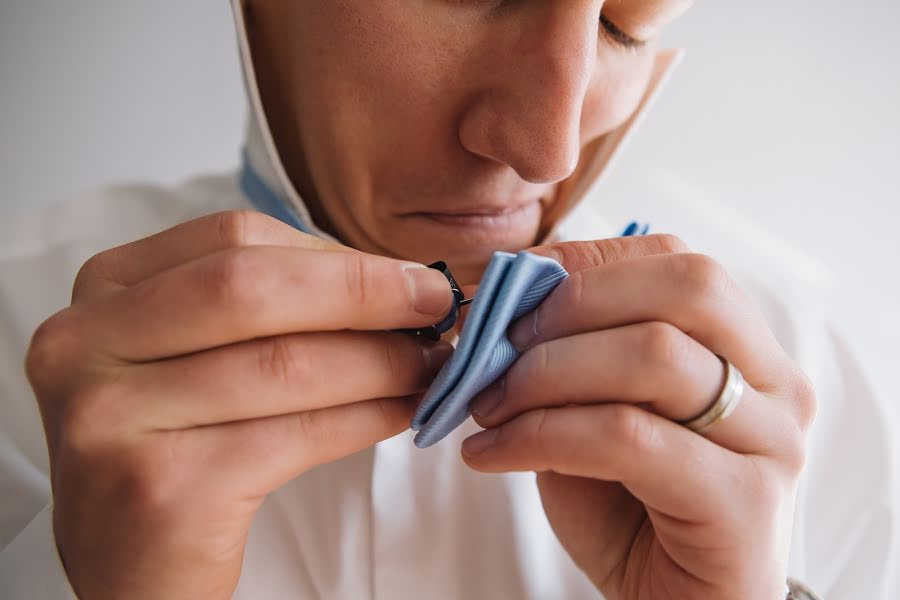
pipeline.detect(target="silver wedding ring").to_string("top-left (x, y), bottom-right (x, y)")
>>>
top-left (679, 355), bottom-right (745, 435)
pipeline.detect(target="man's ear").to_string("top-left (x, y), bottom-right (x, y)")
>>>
top-left (539, 48), bottom-right (685, 240)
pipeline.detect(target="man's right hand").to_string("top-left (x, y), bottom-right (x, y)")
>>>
top-left (25, 210), bottom-right (454, 600)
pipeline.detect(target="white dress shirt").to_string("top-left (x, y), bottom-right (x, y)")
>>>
top-left (1, 2), bottom-right (897, 596)
top-left (0, 164), bottom-right (897, 598)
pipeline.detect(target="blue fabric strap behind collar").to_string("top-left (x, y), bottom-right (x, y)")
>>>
top-left (239, 149), bottom-right (313, 234)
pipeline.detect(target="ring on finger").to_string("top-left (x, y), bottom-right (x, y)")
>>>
top-left (678, 355), bottom-right (745, 435)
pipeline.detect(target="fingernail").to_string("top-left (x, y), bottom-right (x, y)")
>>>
top-left (508, 310), bottom-right (539, 351)
top-left (405, 265), bottom-right (454, 317)
top-left (462, 429), bottom-right (499, 457)
top-left (422, 342), bottom-right (453, 376)
top-left (471, 379), bottom-right (504, 420)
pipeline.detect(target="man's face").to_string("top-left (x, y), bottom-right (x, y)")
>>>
top-left (247, 0), bottom-right (691, 283)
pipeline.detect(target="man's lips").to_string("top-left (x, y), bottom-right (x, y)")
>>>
top-left (407, 198), bottom-right (541, 217)
top-left (407, 200), bottom-right (542, 232)
top-left (411, 200), bottom-right (540, 217)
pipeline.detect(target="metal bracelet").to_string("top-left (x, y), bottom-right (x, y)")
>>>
top-left (786, 577), bottom-right (822, 600)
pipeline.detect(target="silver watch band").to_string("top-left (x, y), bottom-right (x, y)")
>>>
top-left (786, 577), bottom-right (822, 600)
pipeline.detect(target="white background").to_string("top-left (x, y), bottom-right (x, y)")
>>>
top-left (1, 2), bottom-right (897, 419)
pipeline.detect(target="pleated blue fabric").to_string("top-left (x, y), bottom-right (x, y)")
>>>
top-left (411, 251), bottom-right (568, 448)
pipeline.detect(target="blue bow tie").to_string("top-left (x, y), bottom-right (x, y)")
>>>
top-left (410, 251), bottom-right (569, 448)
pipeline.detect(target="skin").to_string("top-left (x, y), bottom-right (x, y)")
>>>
top-left (25, 1), bottom-right (815, 599)
top-left (248, 0), bottom-right (682, 283)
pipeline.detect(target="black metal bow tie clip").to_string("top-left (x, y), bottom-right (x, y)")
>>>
top-left (398, 261), bottom-right (471, 341)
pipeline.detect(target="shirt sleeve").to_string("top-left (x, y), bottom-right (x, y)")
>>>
top-left (0, 503), bottom-right (78, 599)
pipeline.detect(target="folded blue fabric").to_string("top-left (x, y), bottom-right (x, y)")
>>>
top-left (411, 251), bottom-right (568, 448)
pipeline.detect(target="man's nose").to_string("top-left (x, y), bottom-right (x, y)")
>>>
top-left (458, 5), bottom-right (597, 185)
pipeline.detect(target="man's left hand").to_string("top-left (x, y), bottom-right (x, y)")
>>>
top-left (461, 235), bottom-right (816, 600)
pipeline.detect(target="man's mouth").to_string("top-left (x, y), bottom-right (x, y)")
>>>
top-left (409, 199), bottom-right (543, 231)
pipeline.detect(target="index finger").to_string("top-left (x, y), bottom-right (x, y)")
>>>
top-left (79, 246), bottom-right (455, 361)
top-left (527, 233), bottom-right (690, 273)
top-left (73, 210), bottom-right (350, 303)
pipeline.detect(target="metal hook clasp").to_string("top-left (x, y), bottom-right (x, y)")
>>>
top-left (397, 261), bottom-right (468, 341)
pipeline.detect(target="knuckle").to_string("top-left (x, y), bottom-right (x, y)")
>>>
top-left (592, 238), bottom-right (628, 264)
top-left (648, 233), bottom-right (690, 255)
top-left (743, 457), bottom-right (783, 516)
top-left (25, 309), bottom-right (83, 392)
top-left (637, 321), bottom-right (690, 371)
top-left (203, 249), bottom-right (269, 310)
top-left (75, 252), bottom-right (105, 281)
top-left (521, 408), bottom-right (554, 450)
top-left (257, 335), bottom-right (316, 389)
top-left (213, 209), bottom-right (269, 249)
top-left (290, 409), bottom-right (336, 448)
top-left (673, 253), bottom-right (731, 303)
top-left (780, 426), bottom-right (810, 475)
top-left (524, 341), bottom-right (553, 379)
top-left (72, 252), bottom-right (113, 299)
top-left (546, 240), bottom-right (611, 269)
top-left (507, 343), bottom-right (551, 403)
top-left (343, 252), bottom-right (372, 308)
top-left (62, 377), bottom-right (133, 453)
top-left (383, 335), bottom-right (413, 386)
top-left (561, 270), bottom-right (587, 312)
top-left (790, 370), bottom-right (818, 432)
top-left (606, 405), bottom-right (660, 454)
top-left (370, 396), bottom-right (404, 434)
top-left (118, 440), bottom-right (184, 515)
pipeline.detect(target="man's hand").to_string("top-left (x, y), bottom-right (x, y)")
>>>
top-left (462, 235), bottom-right (816, 600)
top-left (26, 210), bottom-right (454, 600)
